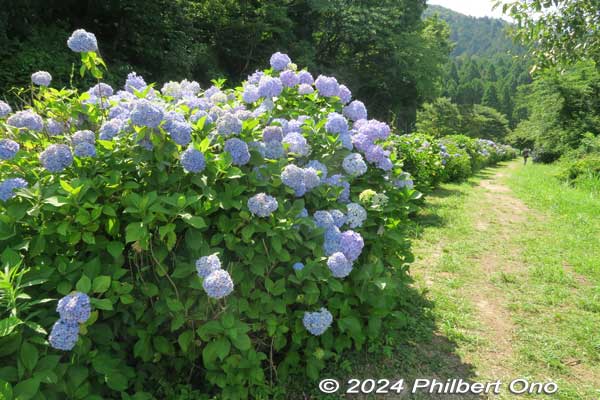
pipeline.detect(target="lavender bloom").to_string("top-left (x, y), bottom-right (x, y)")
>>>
top-left (0, 178), bottom-right (28, 202)
top-left (243, 84), bottom-right (260, 103)
top-left (0, 101), bottom-right (12, 117)
top-left (258, 76), bottom-right (283, 98)
top-left (224, 138), bottom-right (250, 166)
top-left (270, 52), bottom-right (291, 71)
top-left (125, 72), bottom-right (147, 93)
top-left (217, 114), bottom-right (243, 136)
top-left (181, 148), bottom-right (206, 173)
top-left (0, 139), bottom-right (19, 160)
top-left (280, 70), bottom-right (299, 87)
top-left (327, 252), bottom-right (353, 278)
top-left (304, 167), bottom-right (320, 190)
top-left (196, 254), bottom-right (222, 278)
top-left (346, 203), bottom-right (367, 228)
top-left (262, 141), bottom-right (284, 159)
top-left (89, 83), bottom-right (113, 98)
top-left (303, 308), bottom-right (333, 336)
top-left (286, 119), bottom-right (304, 134)
top-left (338, 85), bottom-right (352, 104)
top-left (329, 210), bottom-right (346, 228)
top-left (161, 81), bottom-right (183, 99)
top-left (293, 262), bottom-right (305, 271)
top-left (167, 121), bottom-right (192, 146)
top-left (263, 126), bottom-right (283, 143)
top-left (339, 230), bottom-right (364, 261)
top-left (343, 100), bottom-right (367, 121)
top-left (342, 153), bottom-right (367, 176)
top-left (315, 75), bottom-right (339, 97)
top-left (67, 29), bottom-right (98, 52)
top-left (248, 193), bottom-right (278, 217)
top-left (297, 71), bottom-right (314, 85)
top-left (282, 133), bottom-right (310, 156)
top-left (191, 110), bottom-right (213, 125)
top-left (247, 70), bottom-right (264, 85)
top-left (325, 112), bottom-right (348, 134)
top-left (313, 210), bottom-right (335, 229)
top-left (298, 84), bottom-right (314, 95)
top-left (339, 132), bottom-right (353, 150)
top-left (7, 110), bottom-right (44, 132)
top-left (71, 130), bottom-right (95, 146)
top-left (323, 226), bottom-right (342, 255)
top-left (31, 71), bottom-right (52, 87)
top-left (57, 292), bottom-right (91, 323)
top-left (130, 99), bottom-right (164, 128)
top-left (74, 142), bottom-right (96, 158)
top-left (39, 144), bottom-right (73, 173)
top-left (203, 270), bottom-right (234, 299)
top-left (46, 119), bottom-right (65, 136)
top-left (99, 119), bottom-right (123, 140)
top-left (307, 160), bottom-right (328, 180)
top-left (281, 164), bottom-right (307, 196)
top-left (48, 319), bottom-right (80, 351)
top-left (326, 174), bottom-right (350, 203)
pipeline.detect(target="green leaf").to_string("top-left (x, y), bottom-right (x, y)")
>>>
top-left (43, 196), bottom-right (68, 207)
top-left (92, 276), bottom-right (111, 294)
top-left (125, 222), bottom-right (147, 243)
top-left (105, 372), bottom-right (128, 391)
top-left (13, 377), bottom-right (39, 400)
top-left (202, 338), bottom-right (230, 367)
top-left (230, 333), bottom-right (252, 351)
top-left (0, 380), bottom-right (13, 400)
top-left (19, 342), bottom-right (38, 372)
top-left (106, 242), bottom-right (124, 259)
top-left (196, 321), bottom-right (223, 341)
top-left (76, 275), bottom-right (91, 293)
top-left (179, 213), bottom-right (206, 229)
top-left (152, 336), bottom-right (173, 355)
top-left (0, 317), bottom-right (22, 337)
top-left (90, 298), bottom-right (113, 311)
top-left (178, 331), bottom-right (194, 352)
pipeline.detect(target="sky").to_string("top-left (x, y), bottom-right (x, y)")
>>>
top-left (427, 0), bottom-right (508, 19)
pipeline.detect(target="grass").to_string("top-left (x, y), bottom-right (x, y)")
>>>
top-left (296, 161), bottom-right (600, 399)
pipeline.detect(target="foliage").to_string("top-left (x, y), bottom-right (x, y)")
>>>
top-left (415, 97), bottom-right (462, 137)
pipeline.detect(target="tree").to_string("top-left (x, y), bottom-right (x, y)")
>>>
top-left (482, 84), bottom-right (500, 110)
top-left (415, 97), bottom-right (463, 137)
top-left (462, 104), bottom-right (510, 141)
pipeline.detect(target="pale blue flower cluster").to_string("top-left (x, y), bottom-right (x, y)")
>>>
top-left (48, 319), bottom-right (80, 351)
top-left (281, 164), bottom-right (320, 197)
top-left (57, 292), bottom-right (91, 323)
top-left (125, 72), bottom-right (147, 93)
top-left (224, 138), bottom-right (250, 166)
top-left (7, 110), bottom-right (44, 132)
top-left (338, 85), bottom-right (352, 104)
top-left (325, 174), bottom-right (350, 203)
top-left (282, 132), bottom-right (310, 156)
top-left (293, 262), bottom-right (304, 271)
top-left (346, 203), bottom-right (367, 228)
top-left (248, 193), bottom-right (278, 217)
top-left (325, 112), bottom-right (348, 134)
top-left (343, 100), bottom-right (367, 121)
top-left (306, 160), bottom-right (328, 180)
top-left (217, 114), bottom-right (243, 136)
top-left (280, 70), bottom-right (299, 87)
top-left (327, 252), bottom-right (353, 278)
top-left (31, 71), bottom-right (52, 86)
top-left (270, 52), bottom-right (291, 71)
top-left (263, 126), bottom-right (283, 143)
top-left (0, 101), bottom-right (11, 117)
top-left (67, 29), bottom-right (98, 52)
top-left (342, 153), bottom-right (367, 176)
top-left (131, 99), bottom-right (164, 128)
top-left (297, 71), bottom-right (314, 85)
top-left (181, 148), bottom-right (206, 173)
top-left (303, 308), bottom-right (333, 336)
top-left (39, 144), bottom-right (73, 172)
top-left (339, 230), bottom-right (364, 261)
top-left (196, 254), bottom-right (222, 278)
top-left (243, 84), bottom-right (260, 103)
top-left (329, 209), bottom-right (346, 228)
top-left (99, 119), bottom-right (123, 140)
top-left (298, 84), bottom-right (314, 95)
top-left (258, 76), bottom-right (283, 98)
top-left (202, 269), bottom-right (234, 299)
top-left (46, 119), bottom-right (65, 136)
top-left (74, 142), bottom-right (96, 158)
top-left (0, 139), bottom-right (19, 160)
top-left (315, 75), bottom-right (340, 97)
top-left (0, 178), bottom-right (28, 202)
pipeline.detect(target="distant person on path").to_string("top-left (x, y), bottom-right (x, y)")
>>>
top-left (522, 148), bottom-right (531, 165)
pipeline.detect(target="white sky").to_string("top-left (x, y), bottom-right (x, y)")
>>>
top-left (428, 0), bottom-right (508, 19)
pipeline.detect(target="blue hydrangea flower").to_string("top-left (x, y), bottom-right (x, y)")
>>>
top-left (48, 319), bottom-right (80, 351)
top-left (99, 119), bottom-right (123, 140)
top-left (74, 142), bottom-right (96, 158)
top-left (258, 76), bottom-right (283, 98)
top-left (180, 79), bottom-right (201, 97)
top-left (39, 144), bottom-right (73, 173)
top-left (210, 92), bottom-right (228, 104)
top-left (7, 110), bottom-right (43, 131)
top-left (161, 81), bottom-right (183, 99)
top-left (125, 72), bottom-right (147, 93)
top-left (338, 84), bottom-right (352, 104)
top-left (280, 70), bottom-right (299, 87)
top-left (297, 208), bottom-right (309, 218)
top-left (304, 167), bottom-right (320, 190)
top-left (242, 84), bottom-right (260, 103)
top-left (286, 119), bottom-right (304, 134)
top-left (327, 252), bottom-right (353, 278)
top-left (282, 133), bottom-right (310, 156)
top-left (89, 82), bottom-right (113, 98)
top-left (351, 133), bottom-right (372, 153)
top-left (45, 119), bottom-right (65, 136)
top-left (343, 100), bottom-right (367, 121)
top-left (307, 160), bottom-right (328, 180)
top-left (57, 292), bottom-right (91, 323)
top-left (203, 269), bottom-right (234, 299)
top-left (313, 210), bottom-right (334, 229)
top-left (31, 71), bottom-right (52, 87)
top-left (167, 121), bottom-right (192, 146)
top-left (263, 126), bottom-right (283, 143)
top-left (281, 164), bottom-right (307, 196)
top-left (262, 141), bottom-right (284, 159)
top-left (326, 174), bottom-right (350, 203)
top-left (303, 308), bottom-right (333, 336)
top-left (248, 193), bottom-right (278, 217)
top-left (298, 84), bottom-right (314, 95)
top-left (109, 105), bottom-right (131, 120)
top-left (342, 153), bottom-right (367, 176)
top-left (293, 262), bottom-right (304, 271)
top-left (297, 70), bottom-right (314, 85)
top-left (357, 119), bottom-right (391, 141)
top-left (67, 29), bottom-right (98, 52)
top-left (346, 203), bottom-right (367, 228)
top-left (325, 112), bottom-right (348, 134)
top-left (71, 130), bottom-right (95, 146)
top-left (190, 110), bottom-right (213, 125)
top-left (196, 254), bottom-right (222, 278)
top-left (138, 137), bottom-right (154, 151)
top-left (181, 148), bottom-right (206, 173)
top-left (0, 178), bottom-right (28, 202)
top-left (323, 226), bottom-right (342, 255)
top-left (329, 210), bottom-right (346, 228)
top-left (217, 114), bottom-right (243, 136)
top-left (270, 52), bottom-right (291, 71)
top-left (339, 230), bottom-right (364, 261)
top-left (315, 75), bottom-right (340, 97)
top-left (339, 132), bottom-right (354, 150)
top-left (130, 99), bottom-right (164, 128)
top-left (365, 145), bottom-right (391, 171)
top-left (247, 70), bottom-right (264, 85)
top-left (394, 177), bottom-right (414, 190)
top-left (224, 138), bottom-right (250, 166)
top-left (0, 101), bottom-right (11, 117)
top-left (0, 139), bottom-right (19, 160)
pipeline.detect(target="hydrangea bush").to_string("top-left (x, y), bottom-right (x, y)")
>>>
top-left (0, 31), bottom-right (418, 399)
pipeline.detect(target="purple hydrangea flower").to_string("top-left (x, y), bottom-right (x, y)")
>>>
top-left (329, 210), bottom-right (346, 228)
top-left (224, 138), bottom-right (250, 166)
top-left (89, 83), bottom-right (113, 98)
top-left (323, 226), bottom-right (342, 255)
top-left (125, 72), bottom-right (147, 93)
top-left (31, 71), bottom-right (52, 87)
top-left (339, 230), bottom-right (364, 261)
top-left (307, 160), bottom-right (328, 180)
top-left (130, 99), bottom-right (164, 128)
top-left (196, 254), bottom-right (222, 278)
top-left (39, 144), bottom-right (73, 173)
top-left (57, 292), bottom-right (91, 323)
top-left (67, 29), bottom-right (98, 52)
top-left (315, 75), bottom-right (340, 97)
top-left (243, 84), bottom-right (260, 103)
top-left (203, 270), bottom-right (234, 299)
top-left (0, 178), bottom-right (28, 202)
top-left (325, 112), bottom-right (348, 134)
top-left (282, 132), bottom-right (310, 156)
top-left (339, 132), bottom-right (353, 150)
top-left (248, 193), bottom-right (278, 217)
top-left (313, 210), bottom-right (335, 229)
top-left (73, 142), bottom-right (96, 158)
top-left (280, 70), bottom-right (299, 87)
top-left (7, 110), bottom-right (44, 132)
top-left (270, 52), bottom-right (291, 71)
top-left (304, 167), bottom-right (320, 190)
top-left (338, 84), bottom-right (352, 104)
top-left (191, 110), bottom-right (213, 125)
top-left (343, 100), bottom-right (367, 121)
top-left (293, 262), bottom-right (304, 271)
top-left (46, 119), bottom-right (65, 136)
top-left (167, 121), bottom-right (192, 146)
top-left (71, 130), bottom-right (95, 146)
top-left (327, 252), bottom-right (353, 278)
top-left (346, 203), bottom-right (367, 228)
top-left (282, 164), bottom-right (307, 197)
top-left (247, 70), bottom-right (264, 85)
top-left (99, 119), bottom-right (123, 140)
top-left (297, 70), bottom-right (314, 85)
top-left (298, 84), bottom-right (314, 95)
top-left (217, 114), bottom-right (243, 136)
top-left (48, 319), bottom-right (80, 351)
top-left (342, 153), bottom-right (367, 176)
top-left (0, 101), bottom-right (11, 117)
top-left (0, 139), bottom-right (19, 160)
top-left (262, 141), bottom-right (284, 159)
top-left (258, 76), bottom-right (283, 98)
top-left (263, 126), bottom-right (283, 143)
top-left (181, 148), bottom-right (206, 173)
top-left (303, 308), bottom-right (333, 336)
